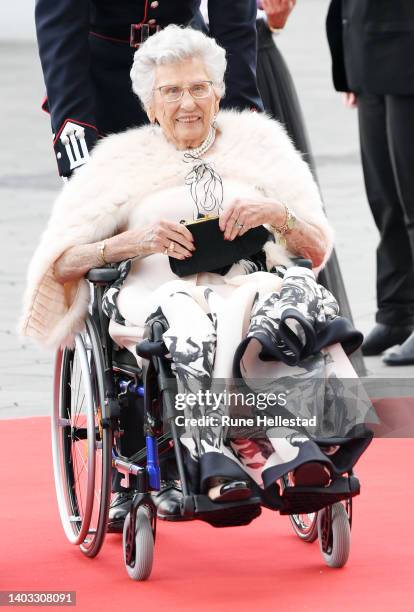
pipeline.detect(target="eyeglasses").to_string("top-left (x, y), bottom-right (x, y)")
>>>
top-left (154, 80), bottom-right (214, 103)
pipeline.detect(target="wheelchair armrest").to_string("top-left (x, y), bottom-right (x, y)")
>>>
top-left (86, 267), bottom-right (120, 284)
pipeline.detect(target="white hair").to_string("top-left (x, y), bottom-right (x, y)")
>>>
top-left (130, 25), bottom-right (227, 109)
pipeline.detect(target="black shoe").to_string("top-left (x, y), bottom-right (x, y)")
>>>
top-left (383, 332), bottom-right (414, 365)
top-left (107, 490), bottom-right (135, 533)
top-left (361, 323), bottom-right (413, 356)
top-left (152, 480), bottom-right (186, 521)
top-left (208, 479), bottom-right (251, 503)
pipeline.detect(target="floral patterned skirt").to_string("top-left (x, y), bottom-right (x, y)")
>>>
top-left (104, 264), bottom-right (373, 503)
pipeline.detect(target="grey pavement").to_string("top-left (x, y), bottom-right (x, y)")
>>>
top-left (1, 0), bottom-right (413, 420)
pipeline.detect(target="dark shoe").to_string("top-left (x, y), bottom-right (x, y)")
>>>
top-left (292, 462), bottom-right (331, 487)
top-left (107, 490), bottom-right (135, 533)
top-left (152, 480), bottom-right (186, 521)
top-left (383, 332), bottom-right (414, 365)
top-left (361, 323), bottom-right (413, 356)
top-left (208, 479), bottom-right (252, 503)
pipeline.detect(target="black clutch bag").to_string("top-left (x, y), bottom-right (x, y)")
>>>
top-left (169, 215), bottom-right (270, 278)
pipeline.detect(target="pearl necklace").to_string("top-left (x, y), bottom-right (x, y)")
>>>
top-left (183, 126), bottom-right (216, 159)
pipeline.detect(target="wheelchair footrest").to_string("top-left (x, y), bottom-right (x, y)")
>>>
top-left (191, 495), bottom-right (262, 528)
top-left (279, 475), bottom-right (360, 516)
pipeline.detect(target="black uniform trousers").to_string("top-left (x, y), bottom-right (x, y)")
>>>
top-left (357, 93), bottom-right (414, 326)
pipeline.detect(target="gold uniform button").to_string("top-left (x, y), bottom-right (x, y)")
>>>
top-left (150, 1), bottom-right (159, 8)
top-left (148, 18), bottom-right (157, 25)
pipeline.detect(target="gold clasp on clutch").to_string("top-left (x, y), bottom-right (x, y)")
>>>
top-left (180, 214), bottom-right (219, 226)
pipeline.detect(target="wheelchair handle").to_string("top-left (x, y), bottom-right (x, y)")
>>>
top-left (136, 339), bottom-right (168, 359)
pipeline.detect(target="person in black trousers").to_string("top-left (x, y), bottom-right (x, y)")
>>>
top-left (256, 0), bottom-right (365, 375)
top-left (327, 0), bottom-right (414, 363)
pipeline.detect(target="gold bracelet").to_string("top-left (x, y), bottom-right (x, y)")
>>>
top-left (270, 204), bottom-right (288, 233)
top-left (98, 239), bottom-right (108, 265)
top-left (270, 205), bottom-right (297, 246)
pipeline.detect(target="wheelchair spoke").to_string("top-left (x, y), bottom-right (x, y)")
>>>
top-left (73, 392), bottom-right (86, 428)
top-left (72, 455), bottom-right (87, 484)
top-left (73, 441), bottom-right (89, 479)
top-left (72, 446), bottom-right (85, 488)
top-left (71, 444), bottom-right (88, 521)
top-left (73, 359), bottom-right (84, 422)
top-left (73, 352), bottom-right (80, 410)
top-left (71, 446), bottom-right (84, 519)
top-left (93, 484), bottom-right (102, 509)
top-left (87, 452), bottom-right (103, 530)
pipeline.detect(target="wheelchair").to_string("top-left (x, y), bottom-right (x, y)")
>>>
top-left (51, 266), bottom-right (363, 581)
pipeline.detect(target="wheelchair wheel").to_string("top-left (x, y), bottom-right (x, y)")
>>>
top-left (288, 511), bottom-right (318, 543)
top-left (123, 508), bottom-right (154, 581)
top-left (317, 503), bottom-right (351, 568)
top-left (51, 317), bottom-right (112, 558)
top-left (281, 475), bottom-right (318, 543)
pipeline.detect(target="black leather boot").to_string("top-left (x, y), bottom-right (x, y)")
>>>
top-left (152, 480), bottom-right (187, 521)
top-left (383, 331), bottom-right (414, 365)
top-left (107, 490), bottom-right (135, 533)
top-left (361, 323), bottom-right (413, 356)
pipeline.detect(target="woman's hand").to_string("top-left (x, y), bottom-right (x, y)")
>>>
top-left (261, 0), bottom-right (296, 30)
top-left (138, 219), bottom-right (195, 259)
top-left (219, 198), bottom-right (329, 267)
top-left (54, 219), bottom-right (195, 285)
top-left (219, 198), bottom-right (285, 241)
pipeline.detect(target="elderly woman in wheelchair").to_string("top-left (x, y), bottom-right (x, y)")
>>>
top-left (21, 26), bottom-right (372, 578)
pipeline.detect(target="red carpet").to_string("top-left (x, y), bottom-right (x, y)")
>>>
top-left (1, 416), bottom-right (413, 611)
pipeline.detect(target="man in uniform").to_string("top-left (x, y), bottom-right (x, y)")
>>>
top-left (35, 0), bottom-right (263, 528)
top-left (35, 0), bottom-right (263, 178)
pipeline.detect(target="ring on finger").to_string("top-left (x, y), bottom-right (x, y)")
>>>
top-left (169, 241), bottom-right (175, 252)
top-left (235, 222), bottom-right (244, 228)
